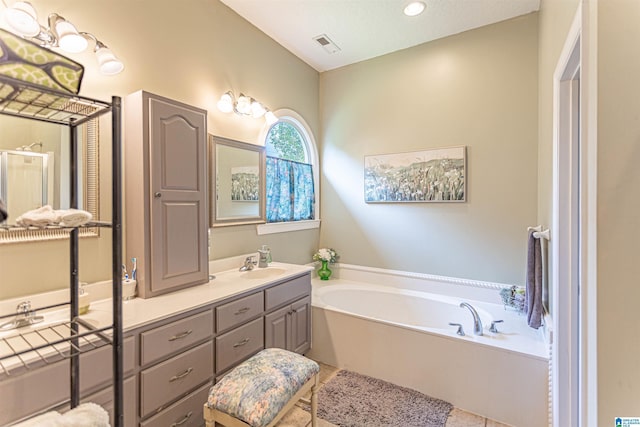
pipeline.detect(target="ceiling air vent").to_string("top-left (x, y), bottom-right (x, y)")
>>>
top-left (313, 34), bottom-right (341, 54)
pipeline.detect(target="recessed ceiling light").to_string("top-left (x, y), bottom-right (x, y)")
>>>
top-left (404, 1), bottom-right (426, 17)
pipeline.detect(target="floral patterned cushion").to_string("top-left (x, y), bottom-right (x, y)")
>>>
top-left (207, 348), bottom-right (319, 427)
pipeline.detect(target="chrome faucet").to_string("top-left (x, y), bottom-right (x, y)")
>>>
top-left (459, 302), bottom-right (483, 336)
top-left (0, 301), bottom-right (44, 331)
top-left (239, 256), bottom-right (257, 272)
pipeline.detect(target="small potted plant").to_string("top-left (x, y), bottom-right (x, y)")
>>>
top-left (313, 248), bottom-right (339, 280)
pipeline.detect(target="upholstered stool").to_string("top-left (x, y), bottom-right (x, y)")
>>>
top-left (204, 348), bottom-right (320, 427)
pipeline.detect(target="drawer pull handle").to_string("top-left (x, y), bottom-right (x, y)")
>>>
top-left (168, 330), bottom-right (193, 341)
top-left (235, 307), bottom-right (251, 315)
top-left (233, 338), bottom-right (250, 348)
top-left (171, 411), bottom-right (193, 427)
top-left (169, 367), bottom-right (193, 382)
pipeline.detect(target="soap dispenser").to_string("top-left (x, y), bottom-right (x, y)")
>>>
top-left (258, 245), bottom-right (272, 268)
top-left (78, 282), bottom-right (90, 315)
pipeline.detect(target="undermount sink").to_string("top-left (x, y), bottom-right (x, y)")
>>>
top-left (240, 267), bottom-right (287, 279)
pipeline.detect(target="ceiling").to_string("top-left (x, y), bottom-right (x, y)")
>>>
top-left (220, 0), bottom-right (540, 72)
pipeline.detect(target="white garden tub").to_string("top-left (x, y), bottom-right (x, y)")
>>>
top-left (307, 266), bottom-right (548, 427)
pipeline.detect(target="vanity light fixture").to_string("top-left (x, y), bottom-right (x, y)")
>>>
top-left (217, 90), bottom-right (278, 124)
top-left (404, 1), bottom-right (426, 16)
top-left (2, 1), bottom-right (124, 75)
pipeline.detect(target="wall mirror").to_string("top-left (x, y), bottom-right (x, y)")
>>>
top-left (209, 135), bottom-right (265, 227)
top-left (0, 113), bottom-right (100, 243)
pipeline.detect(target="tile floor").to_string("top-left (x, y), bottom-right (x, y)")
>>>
top-left (276, 361), bottom-right (512, 427)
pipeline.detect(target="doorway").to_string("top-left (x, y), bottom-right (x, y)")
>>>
top-left (552, 6), bottom-right (588, 426)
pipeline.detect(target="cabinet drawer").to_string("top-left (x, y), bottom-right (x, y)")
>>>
top-left (0, 338), bottom-right (135, 426)
top-left (73, 376), bottom-right (136, 427)
top-left (140, 381), bottom-right (211, 427)
top-left (265, 274), bottom-right (311, 310)
top-left (141, 310), bottom-right (213, 366)
top-left (80, 336), bottom-right (135, 391)
top-left (216, 292), bottom-right (264, 333)
top-left (140, 341), bottom-right (213, 417)
top-left (215, 317), bottom-right (264, 374)
top-left (0, 358), bottom-right (68, 426)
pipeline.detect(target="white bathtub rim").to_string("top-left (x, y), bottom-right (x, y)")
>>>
top-left (312, 279), bottom-right (548, 361)
top-left (329, 263), bottom-right (519, 290)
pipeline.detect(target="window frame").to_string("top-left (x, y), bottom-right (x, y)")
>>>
top-left (257, 108), bottom-right (320, 235)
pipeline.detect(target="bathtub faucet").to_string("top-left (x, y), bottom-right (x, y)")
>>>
top-left (459, 302), bottom-right (483, 336)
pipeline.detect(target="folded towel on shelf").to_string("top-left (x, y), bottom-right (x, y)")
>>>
top-left (11, 403), bottom-right (109, 427)
top-left (15, 205), bottom-right (59, 228)
top-left (526, 229), bottom-right (544, 329)
top-left (58, 209), bottom-right (92, 227)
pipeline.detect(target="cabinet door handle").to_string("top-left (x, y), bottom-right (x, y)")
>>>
top-left (168, 330), bottom-right (193, 341)
top-left (234, 307), bottom-right (250, 315)
top-left (171, 411), bottom-right (193, 427)
top-left (154, 192), bottom-right (162, 198)
top-left (233, 338), bottom-right (250, 348)
top-left (169, 367), bottom-right (193, 382)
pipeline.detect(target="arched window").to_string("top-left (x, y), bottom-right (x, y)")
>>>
top-left (258, 109), bottom-right (319, 234)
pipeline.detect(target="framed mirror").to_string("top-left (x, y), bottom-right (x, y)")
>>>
top-left (209, 135), bottom-right (265, 227)
top-left (0, 113), bottom-right (100, 243)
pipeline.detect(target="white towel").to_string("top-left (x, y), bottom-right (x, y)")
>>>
top-left (11, 403), bottom-right (110, 427)
top-left (57, 403), bottom-right (110, 427)
top-left (10, 411), bottom-right (62, 427)
top-left (58, 209), bottom-right (92, 227)
top-left (15, 205), bottom-right (59, 228)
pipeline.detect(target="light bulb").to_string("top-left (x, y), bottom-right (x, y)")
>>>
top-left (235, 94), bottom-right (252, 115)
top-left (404, 1), bottom-right (426, 16)
top-left (5, 1), bottom-right (40, 37)
top-left (251, 100), bottom-right (266, 118)
top-left (95, 45), bottom-right (124, 75)
top-left (55, 19), bottom-right (88, 52)
top-left (217, 92), bottom-right (234, 113)
top-left (265, 111), bottom-right (278, 126)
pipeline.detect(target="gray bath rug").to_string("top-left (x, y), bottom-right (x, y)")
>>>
top-left (305, 369), bottom-right (453, 427)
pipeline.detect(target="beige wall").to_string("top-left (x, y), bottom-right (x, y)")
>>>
top-left (0, 0), bottom-right (320, 299)
top-left (537, 0), bottom-right (581, 230)
top-left (597, 0), bottom-right (640, 422)
top-left (319, 14), bottom-right (539, 285)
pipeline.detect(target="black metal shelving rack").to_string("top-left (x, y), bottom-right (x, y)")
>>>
top-left (0, 77), bottom-right (123, 427)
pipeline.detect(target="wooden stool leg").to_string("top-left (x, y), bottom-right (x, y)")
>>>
top-left (310, 373), bottom-right (319, 427)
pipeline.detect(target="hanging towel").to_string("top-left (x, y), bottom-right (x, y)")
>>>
top-left (526, 229), bottom-right (543, 329)
top-left (58, 208), bottom-right (92, 227)
top-left (15, 205), bottom-right (59, 228)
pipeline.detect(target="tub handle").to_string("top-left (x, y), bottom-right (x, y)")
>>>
top-left (490, 320), bottom-right (504, 333)
top-left (449, 322), bottom-right (465, 336)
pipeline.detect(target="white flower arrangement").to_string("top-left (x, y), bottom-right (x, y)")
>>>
top-left (313, 248), bottom-right (338, 263)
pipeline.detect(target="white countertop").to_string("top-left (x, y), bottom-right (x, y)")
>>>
top-left (83, 262), bottom-right (314, 333)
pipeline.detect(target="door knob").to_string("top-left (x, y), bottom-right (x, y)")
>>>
top-left (154, 192), bottom-right (162, 198)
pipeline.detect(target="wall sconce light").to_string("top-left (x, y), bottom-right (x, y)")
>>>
top-left (2, 1), bottom-right (124, 75)
top-left (217, 90), bottom-right (278, 125)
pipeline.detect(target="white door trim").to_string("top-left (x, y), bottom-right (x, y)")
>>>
top-left (551, 2), bottom-right (598, 426)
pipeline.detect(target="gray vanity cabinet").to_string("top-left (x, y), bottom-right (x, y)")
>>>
top-left (124, 90), bottom-right (209, 299)
top-left (265, 296), bottom-right (311, 354)
top-left (37, 272), bottom-right (310, 427)
top-left (264, 274), bottom-right (312, 354)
